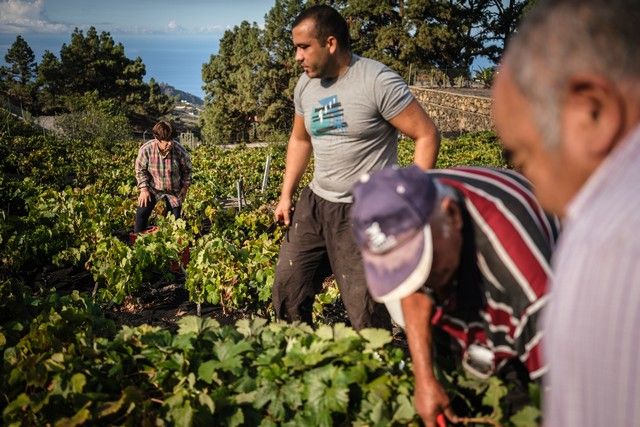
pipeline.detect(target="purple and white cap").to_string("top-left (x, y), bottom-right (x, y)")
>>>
top-left (351, 165), bottom-right (438, 327)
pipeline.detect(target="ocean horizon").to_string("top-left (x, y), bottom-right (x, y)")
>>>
top-left (0, 32), bottom-right (220, 99)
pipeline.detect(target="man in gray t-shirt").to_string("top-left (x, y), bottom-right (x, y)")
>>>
top-left (272, 4), bottom-right (440, 330)
top-left (296, 53), bottom-right (414, 203)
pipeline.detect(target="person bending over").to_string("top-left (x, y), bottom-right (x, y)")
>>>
top-left (351, 165), bottom-right (559, 426)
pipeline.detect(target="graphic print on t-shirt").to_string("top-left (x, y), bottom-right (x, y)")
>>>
top-left (311, 95), bottom-right (347, 136)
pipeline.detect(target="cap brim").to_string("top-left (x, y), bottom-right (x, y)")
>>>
top-left (361, 225), bottom-right (433, 328)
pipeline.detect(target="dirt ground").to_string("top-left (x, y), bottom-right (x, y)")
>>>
top-left (35, 263), bottom-right (410, 354)
top-left (37, 264), bottom-right (355, 333)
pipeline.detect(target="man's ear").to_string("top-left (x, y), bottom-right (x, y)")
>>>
top-left (325, 36), bottom-right (338, 54)
top-left (563, 75), bottom-right (625, 159)
top-left (440, 197), bottom-right (462, 231)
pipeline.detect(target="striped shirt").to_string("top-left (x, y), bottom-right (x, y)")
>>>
top-left (135, 139), bottom-right (192, 208)
top-left (544, 125), bottom-right (640, 426)
top-left (429, 167), bottom-right (559, 380)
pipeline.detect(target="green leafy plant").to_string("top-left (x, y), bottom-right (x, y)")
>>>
top-left (1, 284), bottom-right (540, 427)
top-left (1, 110), bottom-right (536, 425)
top-left (2, 286), bottom-right (420, 427)
top-left (474, 67), bottom-right (496, 88)
top-left (89, 217), bottom-right (191, 304)
top-left (185, 209), bottom-right (282, 312)
top-left (399, 132), bottom-right (508, 169)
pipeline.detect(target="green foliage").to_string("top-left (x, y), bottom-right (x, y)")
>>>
top-left (340, 0), bottom-right (410, 76)
top-left (510, 405), bottom-right (542, 427)
top-left (2, 35), bottom-right (36, 85)
top-left (311, 280), bottom-right (355, 328)
top-left (474, 66), bottom-right (496, 88)
top-left (3, 185), bottom-right (134, 273)
top-left (483, 0), bottom-right (531, 63)
top-left (0, 112), bottom-right (138, 274)
top-left (0, 107), bottom-right (137, 193)
top-left (1, 288), bottom-right (420, 427)
top-left (405, 0), bottom-right (486, 81)
top-left (201, 21), bottom-right (268, 144)
top-left (438, 369), bottom-right (542, 426)
top-left (1, 109), bottom-right (506, 294)
top-left (0, 35), bottom-right (37, 110)
top-left (145, 77), bottom-right (177, 119)
top-left (0, 27), bottom-right (173, 117)
top-left (0, 110), bottom-right (537, 425)
top-left (1, 133), bottom-right (76, 188)
top-left (1, 107), bottom-right (506, 294)
top-left (185, 209), bottom-right (283, 311)
top-left (399, 131), bottom-right (508, 169)
top-left (186, 143), bottom-right (287, 206)
top-left (436, 132), bottom-right (508, 168)
top-left (56, 91), bottom-right (133, 145)
top-left (0, 283), bottom-right (539, 426)
top-left (36, 27), bottom-right (147, 114)
top-left (89, 217), bottom-right (191, 304)
top-left (258, 0), bottom-right (308, 136)
top-left (35, 50), bottom-right (63, 112)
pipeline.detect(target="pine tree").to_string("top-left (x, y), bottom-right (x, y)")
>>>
top-left (36, 50), bottom-right (63, 113)
top-left (404, 0), bottom-right (488, 84)
top-left (145, 78), bottom-right (177, 119)
top-left (36, 27), bottom-right (147, 113)
top-left (338, 0), bottom-right (410, 76)
top-left (201, 21), bottom-right (267, 144)
top-left (259, 0), bottom-right (308, 136)
top-left (482, 0), bottom-right (531, 63)
top-left (1, 35), bottom-right (37, 110)
top-left (3, 35), bottom-right (36, 85)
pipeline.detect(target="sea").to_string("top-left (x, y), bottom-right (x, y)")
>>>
top-left (0, 32), bottom-right (220, 100)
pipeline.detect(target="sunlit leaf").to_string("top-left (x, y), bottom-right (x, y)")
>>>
top-left (359, 328), bottom-right (393, 351)
top-left (70, 373), bottom-right (86, 393)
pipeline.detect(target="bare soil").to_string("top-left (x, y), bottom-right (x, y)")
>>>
top-left (35, 264), bottom-right (356, 334)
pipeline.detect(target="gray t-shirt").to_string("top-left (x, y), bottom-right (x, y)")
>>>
top-left (294, 54), bottom-right (414, 203)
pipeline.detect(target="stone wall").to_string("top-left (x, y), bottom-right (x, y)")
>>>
top-left (410, 87), bottom-right (493, 135)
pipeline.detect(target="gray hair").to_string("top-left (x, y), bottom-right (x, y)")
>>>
top-left (504, 0), bottom-right (640, 149)
top-left (430, 181), bottom-right (461, 238)
top-left (435, 180), bottom-right (460, 204)
top-left (430, 180), bottom-right (460, 222)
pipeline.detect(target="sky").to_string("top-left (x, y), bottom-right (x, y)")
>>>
top-left (0, 0), bottom-right (493, 98)
top-left (0, 0), bottom-right (277, 97)
top-left (0, 0), bottom-right (273, 35)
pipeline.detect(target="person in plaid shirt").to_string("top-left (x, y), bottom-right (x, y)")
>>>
top-left (134, 121), bottom-right (192, 233)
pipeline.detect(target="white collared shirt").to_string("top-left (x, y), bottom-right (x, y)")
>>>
top-left (544, 124), bottom-right (640, 426)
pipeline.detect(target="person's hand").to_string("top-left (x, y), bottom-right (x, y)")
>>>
top-left (414, 376), bottom-right (458, 427)
top-left (274, 197), bottom-right (294, 226)
top-left (138, 188), bottom-right (151, 207)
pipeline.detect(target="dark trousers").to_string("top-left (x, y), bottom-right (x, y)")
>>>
top-left (134, 193), bottom-right (181, 233)
top-left (272, 187), bottom-right (391, 331)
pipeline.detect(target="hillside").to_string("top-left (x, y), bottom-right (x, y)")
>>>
top-left (158, 82), bottom-right (204, 106)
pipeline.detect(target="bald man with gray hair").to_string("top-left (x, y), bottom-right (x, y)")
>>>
top-left (492, 0), bottom-right (640, 425)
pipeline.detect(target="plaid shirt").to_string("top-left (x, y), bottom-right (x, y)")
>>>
top-left (135, 139), bottom-right (192, 208)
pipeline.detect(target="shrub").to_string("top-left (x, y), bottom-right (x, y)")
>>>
top-left (56, 92), bottom-right (132, 146)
